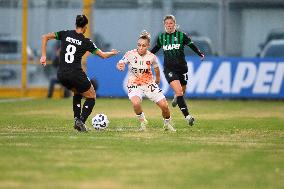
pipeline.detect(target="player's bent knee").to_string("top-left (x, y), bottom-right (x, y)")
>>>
top-left (130, 97), bottom-right (141, 106)
top-left (82, 87), bottom-right (96, 99)
top-left (83, 92), bottom-right (95, 99)
top-left (158, 102), bottom-right (169, 112)
top-left (157, 98), bottom-right (168, 106)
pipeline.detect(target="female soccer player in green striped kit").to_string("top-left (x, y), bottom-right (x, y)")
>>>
top-left (151, 15), bottom-right (205, 126)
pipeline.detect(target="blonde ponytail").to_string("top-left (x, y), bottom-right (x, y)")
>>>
top-left (139, 30), bottom-right (151, 43)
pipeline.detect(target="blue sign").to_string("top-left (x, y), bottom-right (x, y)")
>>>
top-left (87, 56), bottom-right (284, 99)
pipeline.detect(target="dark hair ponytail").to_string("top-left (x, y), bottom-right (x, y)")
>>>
top-left (76, 15), bottom-right (88, 28)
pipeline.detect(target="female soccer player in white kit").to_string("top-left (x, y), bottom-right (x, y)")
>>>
top-left (116, 31), bottom-right (176, 132)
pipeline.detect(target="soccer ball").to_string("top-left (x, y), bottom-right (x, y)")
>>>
top-left (91, 114), bottom-right (109, 130)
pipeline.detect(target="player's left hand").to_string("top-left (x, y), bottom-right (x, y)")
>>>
top-left (111, 49), bottom-right (119, 55)
top-left (40, 56), bottom-right (46, 66)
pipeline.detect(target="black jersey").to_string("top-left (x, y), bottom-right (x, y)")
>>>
top-left (55, 30), bottom-right (98, 72)
top-left (151, 31), bottom-right (194, 73)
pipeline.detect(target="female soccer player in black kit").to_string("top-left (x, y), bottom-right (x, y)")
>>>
top-left (151, 15), bottom-right (204, 126)
top-left (40, 15), bottom-right (118, 132)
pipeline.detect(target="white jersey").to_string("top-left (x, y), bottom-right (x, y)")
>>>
top-left (119, 49), bottom-right (159, 86)
top-left (119, 49), bottom-right (164, 103)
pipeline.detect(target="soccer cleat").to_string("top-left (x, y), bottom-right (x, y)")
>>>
top-left (171, 96), bottom-right (177, 108)
top-left (185, 115), bottom-right (195, 126)
top-left (139, 119), bottom-right (148, 131)
top-left (74, 124), bottom-right (81, 131)
top-left (74, 118), bottom-right (88, 132)
top-left (164, 122), bottom-right (176, 132)
top-left (74, 118), bottom-right (81, 131)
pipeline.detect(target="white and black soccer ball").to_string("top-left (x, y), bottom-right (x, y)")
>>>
top-left (91, 114), bottom-right (109, 130)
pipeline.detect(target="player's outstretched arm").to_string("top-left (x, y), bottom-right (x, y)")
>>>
top-left (150, 44), bottom-right (160, 54)
top-left (95, 49), bottom-right (118, 59)
top-left (40, 32), bottom-right (56, 66)
top-left (189, 43), bottom-right (205, 61)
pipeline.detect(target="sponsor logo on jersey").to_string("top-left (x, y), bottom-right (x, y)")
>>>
top-left (131, 67), bottom-right (150, 74)
top-left (163, 44), bottom-right (180, 51)
top-left (146, 61), bottom-right (150, 65)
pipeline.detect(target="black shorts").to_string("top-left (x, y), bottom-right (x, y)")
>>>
top-left (57, 70), bottom-right (91, 93)
top-left (164, 70), bottom-right (188, 86)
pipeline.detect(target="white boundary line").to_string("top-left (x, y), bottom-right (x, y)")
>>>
top-left (0, 98), bottom-right (33, 103)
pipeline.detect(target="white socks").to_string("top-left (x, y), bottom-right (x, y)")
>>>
top-left (164, 116), bottom-right (172, 125)
top-left (136, 112), bottom-right (146, 122)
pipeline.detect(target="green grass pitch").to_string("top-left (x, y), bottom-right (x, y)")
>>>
top-left (0, 98), bottom-right (283, 189)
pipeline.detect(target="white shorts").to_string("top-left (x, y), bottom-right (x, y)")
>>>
top-left (127, 82), bottom-right (165, 103)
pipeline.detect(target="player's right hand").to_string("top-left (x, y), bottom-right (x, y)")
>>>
top-left (116, 62), bottom-right (125, 71)
top-left (40, 56), bottom-right (46, 66)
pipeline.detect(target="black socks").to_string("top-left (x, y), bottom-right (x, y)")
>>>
top-left (73, 95), bottom-right (96, 124)
top-left (80, 98), bottom-right (96, 123)
top-left (176, 96), bottom-right (189, 117)
top-left (73, 94), bottom-right (82, 119)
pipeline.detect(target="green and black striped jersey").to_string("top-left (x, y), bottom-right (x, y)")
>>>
top-left (151, 31), bottom-right (201, 73)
